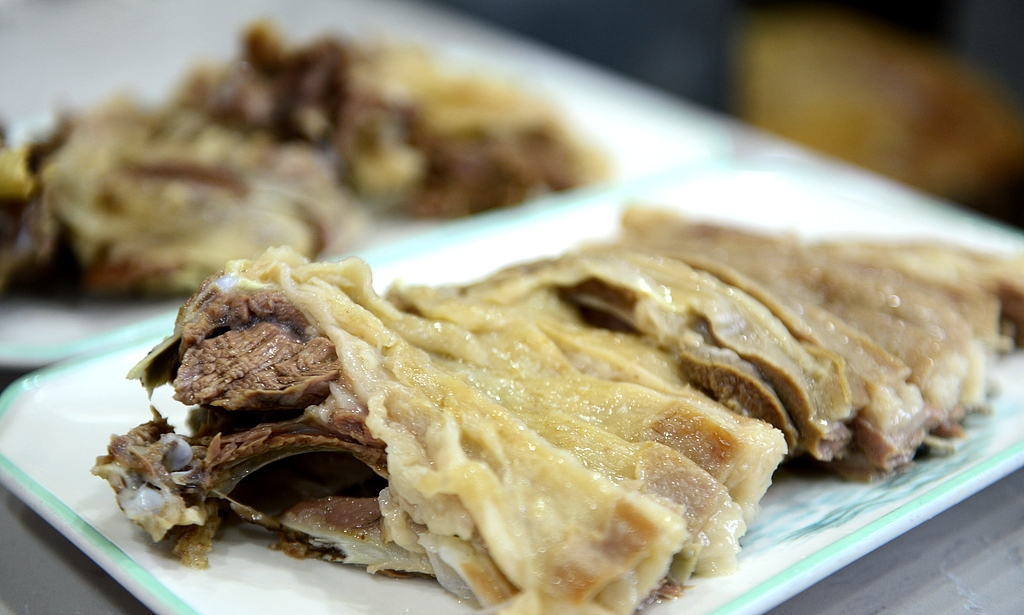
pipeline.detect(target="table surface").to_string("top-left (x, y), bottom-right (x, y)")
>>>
top-left (1, 0), bottom-right (1023, 613)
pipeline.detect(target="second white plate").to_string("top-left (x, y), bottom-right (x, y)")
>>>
top-left (0, 0), bottom-right (731, 367)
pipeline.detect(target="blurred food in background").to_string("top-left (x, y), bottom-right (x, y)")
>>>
top-left (0, 130), bottom-right (60, 292)
top-left (735, 4), bottom-right (1024, 224)
top-left (39, 100), bottom-right (361, 295)
top-left (0, 21), bottom-right (605, 296)
top-left (180, 22), bottom-right (605, 217)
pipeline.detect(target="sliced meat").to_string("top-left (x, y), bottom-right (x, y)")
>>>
top-left (665, 251), bottom-right (932, 471)
top-left (618, 207), bottom-right (1006, 473)
top-left (440, 249), bottom-right (852, 462)
top-left (177, 21), bottom-right (602, 218)
top-left (175, 321), bottom-right (340, 410)
top-left (390, 274), bottom-right (789, 522)
top-left (133, 275), bottom-right (342, 410)
top-left (816, 240), bottom-right (1024, 347)
top-left (105, 249), bottom-right (696, 614)
top-left (275, 496), bottom-right (434, 575)
top-left (95, 211), bottom-right (1014, 611)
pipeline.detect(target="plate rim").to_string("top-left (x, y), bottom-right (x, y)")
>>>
top-left (0, 356), bottom-right (201, 615)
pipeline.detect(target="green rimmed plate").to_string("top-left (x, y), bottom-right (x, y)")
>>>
top-left (2, 156), bottom-right (1024, 614)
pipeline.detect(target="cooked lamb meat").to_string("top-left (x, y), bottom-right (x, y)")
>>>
top-left (96, 210), bottom-right (1019, 612)
top-left (96, 246), bottom-right (799, 614)
top-left (430, 249), bottom-right (852, 462)
top-left (274, 495), bottom-right (434, 576)
top-left (2, 21), bottom-right (603, 297)
top-left (38, 99), bottom-right (360, 294)
top-left (148, 276), bottom-right (344, 411)
top-left (656, 252), bottom-right (930, 472)
top-left (391, 282), bottom-right (794, 577)
top-left (618, 208), bottom-right (1014, 473)
top-left (391, 273), bottom-right (787, 522)
top-left (0, 144), bottom-right (61, 291)
top-left (177, 21), bottom-right (605, 217)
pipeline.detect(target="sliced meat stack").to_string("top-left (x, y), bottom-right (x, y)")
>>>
top-left (619, 208), bottom-right (1024, 474)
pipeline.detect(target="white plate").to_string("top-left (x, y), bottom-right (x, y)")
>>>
top-left (2, 159), bottom-right (1024, 615)
top-left (0, 0), bottom-right (730, 367)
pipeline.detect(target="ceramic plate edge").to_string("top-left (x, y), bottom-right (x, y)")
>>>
top-left (712, 441), bottom-right (1024, 615)
top-left (0, 312), bottom-right (177, 366)
top-left (0, 368), bottom-right (200, 615)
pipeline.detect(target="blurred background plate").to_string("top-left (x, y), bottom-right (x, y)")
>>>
top-left (0, 0), bottom-right (733, 368)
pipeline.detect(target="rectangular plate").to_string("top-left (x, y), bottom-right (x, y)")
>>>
top-left (0, 0), bottom-right (730, 368)
top-left (2, 158), bottom-right (1024, 615)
